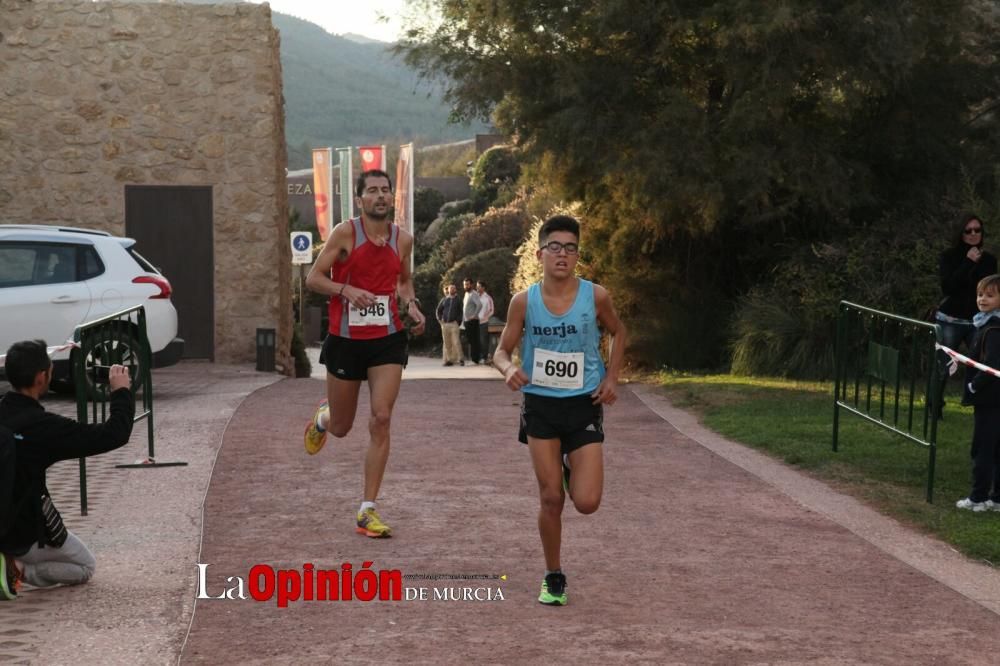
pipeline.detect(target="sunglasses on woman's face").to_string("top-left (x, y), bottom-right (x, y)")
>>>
top-left (964, 227), bottom-right (983, 235)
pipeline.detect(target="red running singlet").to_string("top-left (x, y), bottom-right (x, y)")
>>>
top-left (327, 217), bottom-right (404, 340)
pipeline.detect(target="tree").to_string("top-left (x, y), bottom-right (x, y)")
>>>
top-left (470, 145), bottom-right (521, 209)
top-left (400, 0), bottom-right (1000, 369)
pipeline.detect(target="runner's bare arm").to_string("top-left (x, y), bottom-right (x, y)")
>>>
top-left (493, 292), bottom-right (530, 391)
top-left (305, 222), bottom-right (376, 308)
top-left (591, 284), bottom-right (627, 405)
top-left (396, 230), bottom-right (425, 335)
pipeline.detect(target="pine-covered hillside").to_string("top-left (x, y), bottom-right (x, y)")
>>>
top-left (272, 13), bottom-right (488, 168)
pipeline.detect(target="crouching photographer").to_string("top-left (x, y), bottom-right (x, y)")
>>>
top-left (1, 340), bottom-right (134, 600)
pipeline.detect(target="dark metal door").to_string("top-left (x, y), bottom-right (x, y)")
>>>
top-left (125, 185), bottom-right (214, 359)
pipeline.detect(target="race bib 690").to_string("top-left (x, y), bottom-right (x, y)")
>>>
top-left (531, 348), bottom-right (584, 390)
top-left (349, 295), bottom-right (391, 326)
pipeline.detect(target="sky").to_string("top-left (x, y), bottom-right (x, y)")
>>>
top-left (248, 0), bottom-right (410, 43)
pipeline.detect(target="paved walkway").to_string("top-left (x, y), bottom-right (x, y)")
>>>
top-left (0, 362), bottom-right (281, 665)
top-left (3, 355), bottom-right (1000, 664)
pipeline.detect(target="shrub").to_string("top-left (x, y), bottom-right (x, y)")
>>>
top-left (440, 199), bottom-right (474, 218)
top-left (731, 210), bottom-right (945, 378)
top-left (470, 146), bottom-right (521, 210)
top-left (291, 325), bottom-right (312, 378)
top-left (414, 186), bottom-right (446, 236)
top-left (511, 218), bottom-right (544, 295)
top-left (422, 212), bottom-right (474, 247)
top-left (443, 204), bottom-right (531, 266)
top-left (444, 248), bottom-right (520, 320)
top-left (410, 262), bottom-right (447, 351)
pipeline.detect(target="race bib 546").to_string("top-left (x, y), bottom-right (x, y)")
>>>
top-left (349, 295), bottom-right (391, 326)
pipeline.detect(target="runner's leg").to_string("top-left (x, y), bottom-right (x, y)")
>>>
top-left (528, 437), bottom-right (565, 571)
top-left (567, 443), bottom-right (603, 514)
top-left (363, 363), bottom-right (404, 501)
top-left (326, 372), bottom-right (362, 438)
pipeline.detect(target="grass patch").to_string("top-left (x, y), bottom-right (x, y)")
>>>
top-left (655, 372), bottom-right (1000, 565)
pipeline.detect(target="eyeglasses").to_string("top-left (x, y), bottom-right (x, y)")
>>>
top-left (540, 241), bottom-right (579, 255)
top-left (964, 227), bottom-right (983, 235)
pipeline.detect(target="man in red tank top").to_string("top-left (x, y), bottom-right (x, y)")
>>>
top-left (303, 169), bottom-right (425, 538)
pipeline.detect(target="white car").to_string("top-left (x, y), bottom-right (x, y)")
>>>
top-left (0, 225), bottom-right (183, 388)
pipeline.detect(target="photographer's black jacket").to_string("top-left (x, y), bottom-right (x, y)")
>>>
top-left (0, 388), bottom-right (134, 552)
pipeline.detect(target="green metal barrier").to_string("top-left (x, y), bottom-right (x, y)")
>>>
top-left (72, 305), bottom-right (185, 515)
top-left (832, 301), bottom-right (942, 502)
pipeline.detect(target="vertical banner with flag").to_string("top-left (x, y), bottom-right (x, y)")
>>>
top-left (359, 145), bottom-right (386, 172)
top-left (394, 143), bottom-right (415, 271)
top-left (311, 148), bottom-right (333, 241)
top-left (337, 147), bottom-right (353, 222)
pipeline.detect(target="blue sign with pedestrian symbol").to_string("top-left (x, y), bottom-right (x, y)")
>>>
top-left (290, 231), bottom-right (313, 264)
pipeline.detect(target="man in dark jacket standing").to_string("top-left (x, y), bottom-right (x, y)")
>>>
top-left (436, 283), bottom-right (463, 366)
top-left (0, 340), bottom-right (134, 600)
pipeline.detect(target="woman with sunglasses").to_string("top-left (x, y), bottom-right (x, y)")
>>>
top-left (936, 212), bottom-right (997, 416)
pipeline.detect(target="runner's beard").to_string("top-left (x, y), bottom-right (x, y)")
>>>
top-left (365, 204), bottom-right (390, 221)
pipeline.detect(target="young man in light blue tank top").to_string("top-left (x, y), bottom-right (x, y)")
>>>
top-left (493, 215), bottom-right (628, 606)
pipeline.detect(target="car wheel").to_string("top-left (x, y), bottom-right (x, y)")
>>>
top-left (76, 325), bottom-right (143, 401)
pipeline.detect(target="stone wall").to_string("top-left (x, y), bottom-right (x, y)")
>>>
top-left (0, 0), bottom-right (292, 371)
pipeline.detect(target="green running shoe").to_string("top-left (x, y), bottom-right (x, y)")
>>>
top-left (0, 553), bottom-right (20, 601)
top-left (538, 572), bottom-right (567, 606)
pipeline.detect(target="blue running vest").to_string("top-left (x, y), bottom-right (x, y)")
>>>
top-left (521, 279), bottom-right (605, 397)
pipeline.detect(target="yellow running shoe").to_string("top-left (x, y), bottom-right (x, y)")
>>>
top-left (304, 400), bottom-right (329, 455)
top-left (356, 507), bottom-right (392, 538)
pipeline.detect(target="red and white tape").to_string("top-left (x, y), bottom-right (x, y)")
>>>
top-left (935, 343), bottom-right (1000, 379)
top-left (0, 341), bottom-right (79, 368)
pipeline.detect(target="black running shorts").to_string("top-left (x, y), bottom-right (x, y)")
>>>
top-left (518, 392), bottom-right (604, 454)
top-left (321, 331), bottom-right (408, 381)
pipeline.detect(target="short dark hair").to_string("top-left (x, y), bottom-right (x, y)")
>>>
top-left (355, 169), bottom-right (393, 197)
top-left (4, 339), bottom-right (51, 389)
top-left (538, 215), bottom-right (580, 244)
top-left (477, 280), bottom-right (487, 289)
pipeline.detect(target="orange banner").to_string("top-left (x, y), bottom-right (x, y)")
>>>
top-left (359, 145), bottom-right (385, 172)
top-left (311, 148), bottom-right (333, 241)
top-left (394, 144), bottom-right (414, 268)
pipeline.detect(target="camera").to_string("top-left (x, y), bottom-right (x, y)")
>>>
top-left (89, 365), bottom-right (134, 384)
top-left (89, 365), bottom-right (111, 383)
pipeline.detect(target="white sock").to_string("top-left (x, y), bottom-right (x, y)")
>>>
top-left (316, 406), bottom-right (329, 432)
top-left (360, 501), bottom-right (376, 514)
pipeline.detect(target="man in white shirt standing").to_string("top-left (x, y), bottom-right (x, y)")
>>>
top-left (477, 280), bottom-right (495, 364)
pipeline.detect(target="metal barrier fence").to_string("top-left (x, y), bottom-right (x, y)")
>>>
top-left (832, 301), bottom-right (942, 502)
top-left (72, 305), bottom-right (184, 515)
